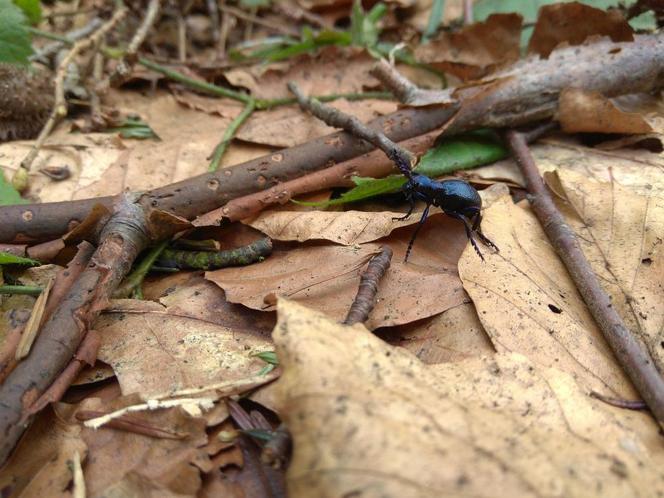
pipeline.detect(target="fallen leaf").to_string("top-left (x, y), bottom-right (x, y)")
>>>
top-left (558, 88), bottom-right (652, 135)
top-left (272, 300), bottom-right (664, 498)
top-left (552, 168), bottom-right (664, 376)
top-left (209, 212), bottom-right (469, 328)
top-left (415, 13), bottom-right (522, 80)
top-left (224, 46), bottom-right (379, 100)
top-left (528, 2), bottom-right (633, 58)
top-left (247, 209), bottom-right (421, 245)
top-left (96, 300), bottom-right (273, 399)
top-left (458, 193), bottom-right (636, 398)
top-left (379, 302), bottom-right (495, 364)
top-left (0, 408), bottom-right (87, 498)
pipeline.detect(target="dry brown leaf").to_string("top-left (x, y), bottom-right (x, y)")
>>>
top-left (208, 212), bottom-right (469, 328)
top-left (458, 193), bottom-right (636, 398)
top-left (552, 168), bottom-right (664, 376)
top-left (0, 408), bottom-right (87, 498)
top-left (236, 99), bottom-right (397, 148)
top-left (247, 209), bottom-right (422, 245)
top-left (528, 2), bottom-right (633, 58)
top-left (0, 90), bottom-right (271, 203)
top-left (96, 300), bottom-right (273, 399)
top-left (414, 13), bottom-right (522, 81)
top-left (272, 300), bottom-right (664, 498)
top-left (558, 88), bottom-right (653, 135)
top-left (380, 302), bottom-right (494, 364)
top-left (224, 47), bottom-right (379, 100)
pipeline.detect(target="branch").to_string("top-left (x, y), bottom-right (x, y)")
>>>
top-left (0, 196), bottom-right (150, 463)
top-left (2, 34), bottom-right (662, 243)
top-left (505, 129), bottom-right (664, 427)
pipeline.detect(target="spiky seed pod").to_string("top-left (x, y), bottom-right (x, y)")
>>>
top-left (0, 64), bottom-right (54, 142)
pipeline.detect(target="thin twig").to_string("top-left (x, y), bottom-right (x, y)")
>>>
top-left (463, 0), bottom-right (473, 25)
top-left (0, 285), bottom-right (43, 296)
top-left (28, 20), bottom-right (104, 63)
top-left (206, 0), bottom-right (220, 43)
top-left (288, 81), bottom-right (416, 178)
top-left (209, 99), bottom-right (256, 171)
top-left (177, 11), bottom-right (187, 62)
top-left (343, 246), bottom-right (393, 325)
top-left (219, 4), bottom-right (299, 37)
top-left (19, 7), bottom-right (128, 175)
top-left (505, 129), bottom-right (664, 426)
top-left (110, 0), bottom-right (161, 84)
top-left (589, 391), bottom-right (647, 411)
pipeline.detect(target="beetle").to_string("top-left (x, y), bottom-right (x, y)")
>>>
top-left (394, 173), bottom-right (499, 262)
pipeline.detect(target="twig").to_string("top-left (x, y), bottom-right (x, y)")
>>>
top-left (110, 0), bottom-right (161, 84)
top-left (370, 59), bottom-right (426, 107)
top-left (18, 7), bottom-right (128, 177)
top-left (177, 11), bottom-right (187, 62)
top-left (589, 391), bottom-right (647, 411)
top-left (113, 239), bottom-right (169, 298)
top-left (89, 52), bottom-right (105, 126)
top-left (289, 82), bottom-right (416, 178)
top-left (463, 0), bottom-right (473, 25)
top-left (218, 6), bottom-right (233, 55)
top-left (0, 285), bottom-right (43, 296)
top-left (219, 4), bottom-right (299, 37)
top-left (28, 20), bottom-right (104, 63)
top-left (155, 237), bottom-right (272, 270)
top-left (505, 129), bottom-right (664, 426)
top-left (343, 246), bottom-right (393, 325)
top-left (209, 99), bottom-right (256, 171)
top-left (206, 0), bottom-right (220, 43)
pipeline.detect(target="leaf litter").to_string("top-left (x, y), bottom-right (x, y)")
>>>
top-left (0, 1), bottom-right (663, 497)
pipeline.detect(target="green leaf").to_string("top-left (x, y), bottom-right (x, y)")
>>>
top-left (13, 0), bottom-right (41, 25)
top-left (350, 0), bottom-right (386, 49)
top-left (252, 350), bottom-right (279, 365)
top-left (0, 251), bottom-right (40, 266)
top-left (107, 117), bottom-right (160, 140)
top-left (0, 169), bottom-right (27, 205)
top-left (0, 0), bottom-right (33, 64)
top-left (423, 0), bottom-right (446, 42)
top-left (474, 0), bottom-right (655, 47)
top-left (296, 131), bottom-right (507, 207)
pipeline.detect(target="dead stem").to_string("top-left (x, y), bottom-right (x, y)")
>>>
top-left (343, 246), bottom-right (393, 325)
top-left (505, 129), bottom-right (664, 426)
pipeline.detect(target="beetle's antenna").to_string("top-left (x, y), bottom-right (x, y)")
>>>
top-left (288, 82), bottom-right (415, 180)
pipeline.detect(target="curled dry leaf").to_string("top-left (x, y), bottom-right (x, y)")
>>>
top-left (96, 300), bottom-right (273, 399)
top-left (414, 13), bottom-right (522, 81)
top-left (552, 168), bottom-right (664, 376)
top-left (208, 212), bottom-right (469, 329)
top-left (247, 209), bottom-right (422, 245)
top-left (528, 2), bottom-right (633, 58)
top-left (273, 300), bottom-right (664, 498)
top-left (558, 88), bottom-right (652, 135)
top-left (458, 193), bottom-right (636, 398)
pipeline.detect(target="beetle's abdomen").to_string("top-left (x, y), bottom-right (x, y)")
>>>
top-left (438, 179), bottom-right (482, 214)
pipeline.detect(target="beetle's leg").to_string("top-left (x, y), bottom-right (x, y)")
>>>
top-left (404, 204), bottom-right (430, 263)
top-left (471, 212), bottom-right (499, 252)
top-left (393, 184), bottom-right (415, 221)
top-left (449, 212), bottom-right (485, 261)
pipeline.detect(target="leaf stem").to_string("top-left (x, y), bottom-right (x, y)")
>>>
top-left (113, 239), bottom-right (169, 298)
